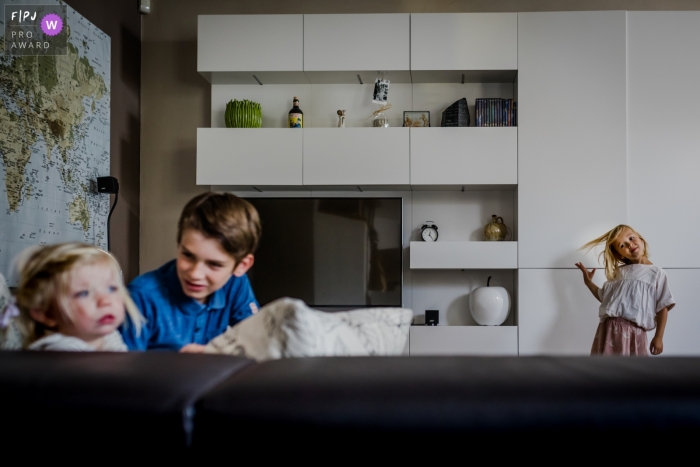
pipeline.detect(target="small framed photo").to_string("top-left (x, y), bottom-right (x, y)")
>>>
top-left (372, 78), bottom-right (390, 104)
top-left (403, 111), bottom-right (431, 127)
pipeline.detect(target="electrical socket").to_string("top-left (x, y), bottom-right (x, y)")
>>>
top-left (139, 0), bottom-right (150, 14)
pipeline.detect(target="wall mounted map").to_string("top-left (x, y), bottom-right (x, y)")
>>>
top-left (0, 0), bottom-right (110, 285)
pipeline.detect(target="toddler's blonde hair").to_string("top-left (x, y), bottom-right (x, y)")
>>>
top-left (12, 243), bottom-right (143, 347)
top-left (581, 224), bottom-right (650, 281)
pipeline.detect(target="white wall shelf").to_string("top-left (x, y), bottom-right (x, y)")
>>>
top-left (410, 241), bottom-right (517, 269)
top-left (303, 128), bottom-right (410, 186)
top-left (409, 325), bottom-right (518, 356)
top-left (197, 128), bottom-right (302, 186)
top-left (410, 127), bottom-right (517, 186)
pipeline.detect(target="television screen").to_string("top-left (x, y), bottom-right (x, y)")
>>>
top-left (245, 198), bottom-right (403, 308)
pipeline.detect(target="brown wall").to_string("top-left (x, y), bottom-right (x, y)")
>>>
top-left (68, 0), bottom-right (141, 281)
top-left (141, 0), bottom-right (700, 274)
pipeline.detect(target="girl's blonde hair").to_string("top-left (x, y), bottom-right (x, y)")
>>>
top-left (12, 243), bottom-right (143, 347)
top-left (581, 224), bottom-right (650, 280)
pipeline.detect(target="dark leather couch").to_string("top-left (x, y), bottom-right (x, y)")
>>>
top-left (3, 352), bottom-right (700, 456)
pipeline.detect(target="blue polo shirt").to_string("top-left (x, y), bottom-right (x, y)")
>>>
top-left (121, 259), bottom-right (259, 351)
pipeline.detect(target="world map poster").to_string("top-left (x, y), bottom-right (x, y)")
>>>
top-left (0, 0), bottom-right (110, 285)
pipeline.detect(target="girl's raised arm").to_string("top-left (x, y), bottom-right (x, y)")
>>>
top-left (575, 262), bottom-right (601, 303)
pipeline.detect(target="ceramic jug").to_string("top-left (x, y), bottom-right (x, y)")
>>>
top-left (484, 215), bottom-right (507, 241)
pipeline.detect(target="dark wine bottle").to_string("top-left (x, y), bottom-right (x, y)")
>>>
top-left (288, 96), bottom-right (303, 128)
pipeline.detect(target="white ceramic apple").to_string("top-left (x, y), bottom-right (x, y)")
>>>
top-left (469, 276), bottom-right (511, 326)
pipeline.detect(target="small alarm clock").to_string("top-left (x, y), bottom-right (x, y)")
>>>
top-left (421, 221), bottom-right (438, 242)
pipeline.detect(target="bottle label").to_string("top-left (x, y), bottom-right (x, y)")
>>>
top-left (289, 113), bottom-right (302, 128)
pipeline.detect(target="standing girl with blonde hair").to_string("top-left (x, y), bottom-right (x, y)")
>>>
top-left (0, 243), bottom-right (143, 351)
top-left (575, 225), bottom-right (674, 356)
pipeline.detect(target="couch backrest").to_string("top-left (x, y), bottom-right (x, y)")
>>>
top-left (0, 352), bottom-right (252, 451)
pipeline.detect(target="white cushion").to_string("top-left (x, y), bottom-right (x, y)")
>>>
top-left (205, 298), bottom-right (412, 361)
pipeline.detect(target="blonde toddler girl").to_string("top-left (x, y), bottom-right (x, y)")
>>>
top-left (0, 243), bottom-right (143, 351)
top-left (575, 224), bottom-right (674, 356)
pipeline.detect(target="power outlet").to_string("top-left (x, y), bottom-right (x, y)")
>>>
top-left (139, 0), bottom-right (150, 14)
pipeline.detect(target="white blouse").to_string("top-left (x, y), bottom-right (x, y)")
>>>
top-left (598, 264), bottom-right (675, 331)
top-left (28, 330), bottom-right (128, 352)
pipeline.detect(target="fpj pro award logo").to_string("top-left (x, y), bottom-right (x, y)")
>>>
top-left (4, 4), bottom-right (68, 55)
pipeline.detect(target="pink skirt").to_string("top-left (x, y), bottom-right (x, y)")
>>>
top-left (591, 317), bottom-right (649, 356)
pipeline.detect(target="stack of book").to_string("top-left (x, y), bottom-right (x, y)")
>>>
top-left (475, 98), bottom-right (516, 127)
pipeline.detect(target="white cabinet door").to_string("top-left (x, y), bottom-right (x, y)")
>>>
top-left (303, 128), bottom-right (409, 185)
top-left (197, 129), bottom-right (302, 185)
top-left (303, 14), bottom-right (410, 83)
top-left (520, 269), bottom-right (700, 357)
top-left (628, 12), bottom-right (700, 268)
top-left (409, 326), bottom-right (518, 356)
top-left (653, 270), bottom-right (700, 356)
top-left (410, 128), bottom-right (517, 186)
top-left (518, 12), bottom-right (627, 268)
top-left (411, 13), bottom-right (517, 71)
top-left (198, 15), bottom-right (306, 84)
top-left (518, 269), bottom-right (603, 355)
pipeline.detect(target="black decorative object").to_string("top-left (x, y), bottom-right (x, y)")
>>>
top-left (425, 310), bottom-right (439, 326)
top-left (441, 97), bottom-right (470, 127)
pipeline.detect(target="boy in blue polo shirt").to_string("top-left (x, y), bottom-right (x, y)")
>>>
top-left (121, 192), bottom-right (261, 350)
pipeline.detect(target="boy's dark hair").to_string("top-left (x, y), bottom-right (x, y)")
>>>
top-left (177, 192), bottom-right (261, 263)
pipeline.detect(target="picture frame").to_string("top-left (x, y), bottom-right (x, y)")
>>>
top-left (372, 78), bottom-right (390, 104)
top-left (403, 111), bottom-right (430, 127)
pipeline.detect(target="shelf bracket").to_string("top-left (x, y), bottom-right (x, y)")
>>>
top-left (252, 75), bottom-right (263, 85)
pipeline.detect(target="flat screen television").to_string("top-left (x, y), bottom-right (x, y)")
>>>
top-left (245, 198), bottom-right (403, 308)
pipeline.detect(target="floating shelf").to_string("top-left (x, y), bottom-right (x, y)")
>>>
top-left (410, 241), bottom-right (517, 269)
top-left (409, 325), bottom-right (518, 356)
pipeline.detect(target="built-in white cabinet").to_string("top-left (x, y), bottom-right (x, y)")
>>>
top-left (519, 269), bottom-right (700, 357)
top-left (194, 11), bottom-right (700, 356)
top-left (410, 241), bottom-right (517, 269)
top-left (411, 13), bottom-right (517, 83)
top-left (517, 11), bottom-right (627, 269)
top-left (627, 12), bottom-right (700, 268)
top-left (518, 269), bottom-right (602, 355)
top-left (303, 14), bottom-right (411, 84)
top-left (197, 15), bottom-right (307, 84)
top-left (410, 127), bottom-right (517, 186)
top-left (196, 129), bottom-right (302, 186)
top-left (303, 128), bottom-right (409, 185)
top-left (655, 270), bottom-right (700, 356)
top-left (409, 326), bottom-right (518, 356)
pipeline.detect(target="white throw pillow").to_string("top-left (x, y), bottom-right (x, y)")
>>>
top-left (205, 298), bottom-right (412, 361)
